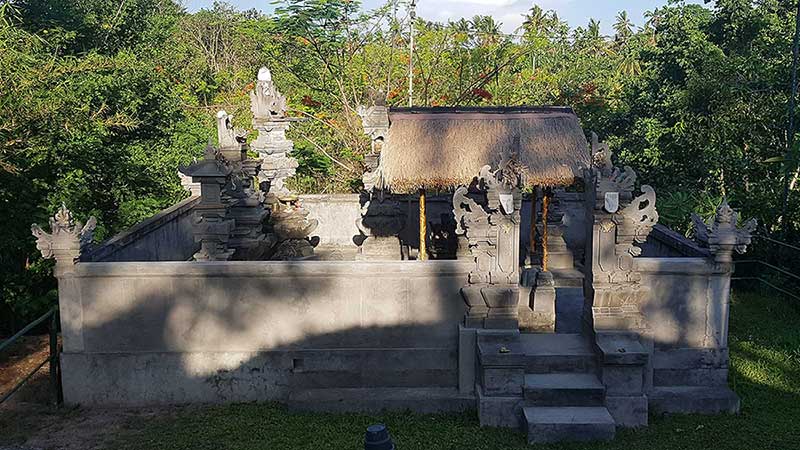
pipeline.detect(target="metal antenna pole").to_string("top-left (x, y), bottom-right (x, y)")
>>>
top-left (409, 0), bottom-right (416, 107)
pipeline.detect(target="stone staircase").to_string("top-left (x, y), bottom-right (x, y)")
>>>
top-left (476, 331), bottom-right (617, 444)
top-left (520, 334), bottom-right (615, 444)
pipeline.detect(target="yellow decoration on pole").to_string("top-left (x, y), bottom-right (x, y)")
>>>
top-left (542, 190), bottom-right (550, 272)
top-left (419, 188), bottom-right (427, 261)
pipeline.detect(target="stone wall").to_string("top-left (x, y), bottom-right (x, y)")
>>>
top-left (85, 196), bottom-right (200, 262)
top-left (635, 257), bottom-right (732, 392)
top-left (58, 260), bottom-right (470, 405)
top-left (301, 194), bottom-right (362, 247)
top-left (302, 193), bottom-right (587, 262)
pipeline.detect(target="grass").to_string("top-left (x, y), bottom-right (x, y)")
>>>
top-left (100, 290), bottom-right (800, 450)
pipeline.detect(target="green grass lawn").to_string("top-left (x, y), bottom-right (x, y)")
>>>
top-left (103, 290), bottom-right (800, 450)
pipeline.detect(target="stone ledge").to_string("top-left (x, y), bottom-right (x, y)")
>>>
top-left (648, 386), bottom-right (740, 415)
top-left (74, 259), bottom-right (474, 278)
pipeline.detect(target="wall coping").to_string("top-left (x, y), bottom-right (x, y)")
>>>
top-left (73, 260), bottom-right (474, 278)
top-left (635, 257), bottom-right (717, 275)
top-left (649, 224), bottom-right (710, 258)
top-left (84, 196), bottom-right (200, 262)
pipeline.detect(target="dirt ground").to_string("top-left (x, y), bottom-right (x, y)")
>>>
top-left (0, 336), bottom-right (164, 450)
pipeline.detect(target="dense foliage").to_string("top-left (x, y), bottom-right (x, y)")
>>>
top-left (1, 0), bottom-right (798, 333)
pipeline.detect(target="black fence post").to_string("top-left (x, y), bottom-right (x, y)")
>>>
top-left (49, 309), bottom-right (63, 406)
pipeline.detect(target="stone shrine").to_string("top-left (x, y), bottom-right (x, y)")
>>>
top-left (31, 69), bottom-right (754, 445)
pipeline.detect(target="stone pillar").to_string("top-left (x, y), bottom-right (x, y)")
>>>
top-left (588, 133), bottom-right (659, 427)
top-left (691, 200), bottom-right (756, 348)
top-left (455, 164), bottom-right (523, 330)
top-left (31, 205), bottom-right (97, 352)
top-left (214, 110), bottom-right (273, 260)
top-left (179, 142), bottom-right (235, 261)
top-left (355, 97), bottom-right (405, 260)
top-left (249, 67), bottom-right (317, 259)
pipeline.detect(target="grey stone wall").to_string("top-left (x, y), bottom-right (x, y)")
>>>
top-left (301, 194), bottom-right (362, 247)
top-left (635, 257), bottom-right (732, 391)
top-left (85, 196), bottom-right (200, 262)
top-left (59, 260), bottom-right (470, 405)
top-left (301, 193), bottom-right (587, 263)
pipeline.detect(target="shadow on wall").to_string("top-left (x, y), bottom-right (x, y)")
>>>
top-left (61, 260), bottom-right (471, 405)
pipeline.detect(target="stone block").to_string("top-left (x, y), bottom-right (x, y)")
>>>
top-left (653, 368), bottom-right (729, 387)
top-left (605, 395), bottom-right (648, 427)
top-left (652, 348), bottom-right (729, 370)
top-left (458, 326), bottom-right (477, 395)
top-left (481, 367), bottom-right (524, 396)
top-left (601, 365), bottom-right (644, 396)
top-left (524, 406), bottom-right (615, 444)
top-left (596, 333), bottom-right (648, 366)
top-left (649, 386), bottom-right (740, 415)
top-left (478, 388), bottom-right (524, 429)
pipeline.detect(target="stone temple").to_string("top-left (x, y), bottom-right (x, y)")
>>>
top-left (32, 68), bottom-right (756, 444)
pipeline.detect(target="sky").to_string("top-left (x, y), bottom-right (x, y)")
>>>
top-left (183, 0), bottom-right (711, 34)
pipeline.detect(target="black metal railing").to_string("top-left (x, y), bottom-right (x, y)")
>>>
top-left (0, 306), bottom-right (62, 406)
top-left (733, 234), bottom-right (800, 302)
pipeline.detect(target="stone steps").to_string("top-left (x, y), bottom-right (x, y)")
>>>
top-left (520, 333), bottom-right (596, 373)
top-left (287, 387), bottom-right (473, 413)
top-left (523, 373), bottom-right (605, 406)
top-left (519, 333), bottom-right (613, 443)
top-left (523, 406), bottom-right (616, 444)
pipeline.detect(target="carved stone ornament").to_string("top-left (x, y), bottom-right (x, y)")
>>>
top-left (691, 199), bottom-right (757, 263)
top-left (455, 164), bottom-right (523, 329)
top-left (619, 185), bottom-right (659, 256)
top-left (31, 204), bottom-right (97, 266)
top-left (250, 67), bottom-right (287, 120)
top-left (216, 110), bottom-right (247, 149)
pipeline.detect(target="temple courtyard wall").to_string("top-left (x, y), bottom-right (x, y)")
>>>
top-left (52, 192), bottom-right (737, 415)
top-left (58, 260), bottom-right (472, 406)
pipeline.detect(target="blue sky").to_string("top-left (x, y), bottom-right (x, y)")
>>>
top-left (183, 0), bottom-right (711, 34)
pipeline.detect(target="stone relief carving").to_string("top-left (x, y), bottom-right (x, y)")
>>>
top-left (691, 199), bottom-right (756, 263)
top-left (619, 185), bottom-right (659, 256)
top-left (590, 134), bottom-right (659, 331)
top-left (357, 93), bottom-right (389, 192)
top-left (455, 164), bottom-right (522, 329)
top-left (266, 197), bottom-right (318, 260)
top-left (31, 204), bottom-right (96, 266)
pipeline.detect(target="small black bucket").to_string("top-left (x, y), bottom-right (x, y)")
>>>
top-left (364, 424), bottom-right (395, 450)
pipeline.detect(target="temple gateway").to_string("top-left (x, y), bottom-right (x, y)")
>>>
top-left (32, 68), bottom-right (755, 444)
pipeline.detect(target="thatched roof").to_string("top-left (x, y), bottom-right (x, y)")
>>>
top-left (378, 106), bottom-right (591, 192)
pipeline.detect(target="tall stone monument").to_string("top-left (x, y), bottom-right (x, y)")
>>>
top-left (355, 95), bottom-right (405, 260)
top-left (215, 110), bottom-right (273, 260)
top-left (249, 67), bottom-right (317, 259)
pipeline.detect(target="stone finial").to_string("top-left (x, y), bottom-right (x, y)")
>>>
top-left (250, 67), bottom-right (287, 120)
top-left (216, 110), bottom-right (247, 152)
top-left (619, 185), bottom-right (659, 256)
top-left (31, 204), bottom-right (96, 268)
top-left (592, 134), bottom-right (637, 213)
top-left (692, 199), bottom-right (757, 263)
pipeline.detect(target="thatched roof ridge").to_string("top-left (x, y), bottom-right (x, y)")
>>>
top-left (379, 106), bottom-right (591, 192)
